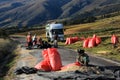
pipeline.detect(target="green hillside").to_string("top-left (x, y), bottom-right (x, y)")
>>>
top-left (61, 15), bottom-right (120, 62)
top-left (0, 0), bottom-right (120, 27)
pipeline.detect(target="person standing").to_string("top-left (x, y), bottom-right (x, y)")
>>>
top-left (36, 37), bottom-right (43, 48)
top-left (32, 34), bottom-right (37, 46)
top-left (53, 31), bottom-right (58, 48)
top-left (111, 34), bottom-right (119, 48)
top-left (26, 32), bottom-right (32, 49)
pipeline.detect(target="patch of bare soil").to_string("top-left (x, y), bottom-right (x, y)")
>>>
top-left (19, 49), bottom-right (37, 67)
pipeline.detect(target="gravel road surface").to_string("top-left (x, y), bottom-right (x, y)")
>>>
top-left (12, 36), bottom-right (120, 80)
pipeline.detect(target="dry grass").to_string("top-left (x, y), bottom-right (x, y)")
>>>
top-left (64, 15), bottom-right (120, 36)
top-left (58, 65), bottom-right (100, 74)
top-left (4, 45), bottom-right (21, 80)
top-left (0, 38), bottom-right (11, 54)
top-left (0, 38), bottom-right (9, 44)
top-left (0, 38), bottom-right (19, 80)
top-left (15, 15), bottom-right (120, 38)
top-left (15, 29), bottom-right (46, 39)
top-left (62, 15), bottom-right (120, 62)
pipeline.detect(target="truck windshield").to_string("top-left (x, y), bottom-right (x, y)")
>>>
top-left (52, 29), bottom-right (63, 34)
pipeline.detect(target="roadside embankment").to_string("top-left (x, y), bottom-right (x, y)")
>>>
top-left (0, 38), bottom-right (19, 80)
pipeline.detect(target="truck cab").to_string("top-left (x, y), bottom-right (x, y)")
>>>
top-left (45, 23), bottom-right (64, 42)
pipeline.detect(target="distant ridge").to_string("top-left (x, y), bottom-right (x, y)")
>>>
top-left (0, 0), bottom-right (120, 27)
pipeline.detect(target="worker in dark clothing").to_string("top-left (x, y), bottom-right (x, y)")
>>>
top-left (53, 31), bottom-right (58, 48)
top-left (36, 37), bottom-right (43, 48)
top-left (76, 49), bottom-right (89, 66)
top-left (26, 32), bottom-right (33, 49)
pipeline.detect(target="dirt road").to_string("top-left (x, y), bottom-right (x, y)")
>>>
top-left (13, 36), bottom-right (120, 80)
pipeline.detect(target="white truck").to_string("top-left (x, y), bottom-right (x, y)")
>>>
top-left (45, 23), bottom-right (64, 42)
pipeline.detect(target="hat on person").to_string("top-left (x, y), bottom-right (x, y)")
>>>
top-left (77, 49), bottom-right (84, 54)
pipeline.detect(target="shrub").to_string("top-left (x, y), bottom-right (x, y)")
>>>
top-left (0, 29), bottom-right (9, 39)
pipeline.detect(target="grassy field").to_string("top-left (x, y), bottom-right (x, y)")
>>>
top-left (62, 15), bottom-right (120, 62)
top-left (16, 15), bottom-right (120, 61)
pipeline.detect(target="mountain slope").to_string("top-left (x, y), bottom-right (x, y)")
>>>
top-left (0, 0), bottom-right (120, 27)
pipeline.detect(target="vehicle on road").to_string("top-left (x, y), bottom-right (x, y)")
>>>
top-left (45, 23), bottom-right (64, 42)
